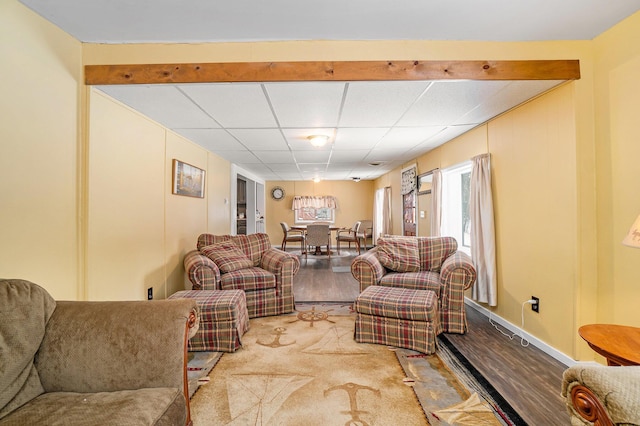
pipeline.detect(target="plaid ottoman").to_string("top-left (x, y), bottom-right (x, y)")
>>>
top-left (354, 286), bottom-right (442, 354)
top-left (169, 289), bottom-right (249, 352)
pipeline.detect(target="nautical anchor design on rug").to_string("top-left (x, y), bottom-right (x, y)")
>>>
top-left (289, 305), bottom-right (336, 327)
top-left (256, 326), bottom-right (295, 348)
top-left (324, 382), bottom-right (381, 426)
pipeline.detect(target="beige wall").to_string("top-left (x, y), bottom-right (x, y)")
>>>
top-left (4, 0), bottom-right (640, 361)
top-left (0, 1), bottom-right (82, 300)
top-left (265, 180), bottom-right (374, 247)
top-left (87, 90), bottom-right (231, 301)
top-left (593, 13), bottom-right (640, 327)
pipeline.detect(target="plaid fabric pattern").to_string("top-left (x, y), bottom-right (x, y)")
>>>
top-left (201, 241), bottom-right (253, 273)
top-left (186, 233), bottom-right (298, 318)
top-left (439, 251), bottom-right (477, 334)
top-left (379, 271), bottom-right (441, 295)
top-left (376, 237), bottom-right (420, 272)
top-left (220, 267), bottom-right (276, 291)
top-left (351, 249), bottom-right (386, 292)
top-left (197, 234), bottom-right (231, 251)
top-left (244, 288), bottom-right (279, 318)
top-left (355, 286), bottom-right (438, 322)
top-left (168, 290), bottom-right (249, 352)
top-left (350, 236), bottom-right (476, 334)
top-left (354, 286), bottom-right (441, 354)
top-left (184, 249), bottom-right (220, 290)
top-left (418, 236), bottom-right (458, 273)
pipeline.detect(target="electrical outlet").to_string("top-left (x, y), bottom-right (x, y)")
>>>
top-left (531, 296), bottom-right (539, 313)
top-left (147, 287), bottom-right (153, 300)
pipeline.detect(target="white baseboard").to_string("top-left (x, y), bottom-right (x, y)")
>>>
top-left (464, 298), bottom-right (577, 367)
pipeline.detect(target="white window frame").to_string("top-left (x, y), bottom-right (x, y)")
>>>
top-left (440, 161), bottom-right (472, 255)
top-left (294, 207), bottom-right (336, 224)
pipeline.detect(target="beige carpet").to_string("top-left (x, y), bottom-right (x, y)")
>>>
top-left (190, 311), bottom-right (427, 425)
top-left (190, 306), bottom-right (509, 426)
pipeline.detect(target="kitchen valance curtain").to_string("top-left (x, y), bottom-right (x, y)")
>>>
top-left (291, 195), bottom-right (338, 210)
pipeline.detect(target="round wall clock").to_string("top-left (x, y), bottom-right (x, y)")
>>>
top-left (271, 186), bottom-right (285, 200)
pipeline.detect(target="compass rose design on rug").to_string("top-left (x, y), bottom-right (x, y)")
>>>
top-left (288, 305), bottom-right (336, 327)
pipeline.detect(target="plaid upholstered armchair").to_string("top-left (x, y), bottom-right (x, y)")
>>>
top-left (351, 236), bottom-right (476, 334)
top-left (183, 233), bottom-right (300, 318)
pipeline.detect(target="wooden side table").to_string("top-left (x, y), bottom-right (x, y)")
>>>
top-left (579, 324), bottom-right (640, 366)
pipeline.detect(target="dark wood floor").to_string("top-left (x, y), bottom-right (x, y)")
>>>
top-left (289, 247), bottom-right (570, 426)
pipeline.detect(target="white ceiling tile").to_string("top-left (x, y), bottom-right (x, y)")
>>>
top-left (377, 127), bottom-right (444, 149)
top-left (175, 129), bottom-right (244, 151)
top-left (179, 83), bottom-right (277, 128)
top-left (99, 85), bottom-right (219, 128)
top-left (294, 150), bottom-right (331, 163)
top-left (397, 81), bottom-right (508, 126)
top-left (333, 128), bottom-right (389, 150)
top-left (268, 163), bottom-right (300, 172)
top-left (266, 82), bottom-right (345, 127)
top-left (251, 150), bottom-right (295, 163)
top-left (330, 150), bottom-right (371, 162)
top-left (298, 162), bottom-right (328, 169)
top-left (216, 151), bottom-right (261, 163)
top-left (340, 81), bottom-right (430, 127)
top-left (228, 129), bottom-right (288, 150)
top-left (455, 80), bottom-right (565, 125)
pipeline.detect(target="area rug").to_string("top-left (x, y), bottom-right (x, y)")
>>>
top-left (190, 306), bottom-right (516, 426)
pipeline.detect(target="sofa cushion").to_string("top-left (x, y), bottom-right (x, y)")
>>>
top-left (0, 387), bottom-right (186, 426)
top-left (231, 233), bottom-right (271, 266)
top-left (197, 233), bottom-right (271, 267)
top-left (0, 279), bottom-right (56, 420)
top-left (418, 236), bottom-right (458, 272)
top-left (220, 267), bottom-right (276, 292)
top-left (201, 241), bottom-right (253, 273)
top-left (379, 271), bottom-right (441, 296)
top-left (376, 237), bottom-right (420, 272)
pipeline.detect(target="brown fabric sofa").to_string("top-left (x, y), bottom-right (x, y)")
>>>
top-left (351, 236), bottom-right (476, 334)
top-left (183, 233), bottom-right (300, 318)
top-left (562, 364), bottom-right (640, 425)
top-left (0, 279), bottom-right (198, 426)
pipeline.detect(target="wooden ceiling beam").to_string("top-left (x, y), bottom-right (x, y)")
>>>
top-left (85, 59), bottom-right (580, 85)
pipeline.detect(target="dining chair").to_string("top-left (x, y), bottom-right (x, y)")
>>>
top-left (280, 222), bottom-right (306, 254)
top-left (357, 219), bottom-right (373, 250)
top-left (305, 223), bottom-right (331, 257)
top-left (336, 221), bottom-right (362, 254)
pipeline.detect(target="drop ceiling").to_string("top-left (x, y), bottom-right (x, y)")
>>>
top-left (19, 0), bottom-right (640, 181)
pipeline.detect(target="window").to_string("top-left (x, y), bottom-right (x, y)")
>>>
top-left (440, 161), bottom-right (472, 254)
top-left (294, 207), bottom-right (335, 224)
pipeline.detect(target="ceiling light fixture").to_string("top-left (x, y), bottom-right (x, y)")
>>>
top-left (313, 177), bottom-right (321, 183)
top-left (307, 135), bottom-right (330, 147)
top-left (352, 177), bottom-right (361, 182)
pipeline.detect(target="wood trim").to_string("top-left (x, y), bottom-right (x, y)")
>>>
top-left (85, 60), bottom-right (580, 85)
top-left (570, 385), bottom-right (614, 426)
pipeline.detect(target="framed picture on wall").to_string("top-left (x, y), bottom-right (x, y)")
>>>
top-left (417, 170), bottom-right (434, 195)
top-left (172, 159), bottom-right (205, 198)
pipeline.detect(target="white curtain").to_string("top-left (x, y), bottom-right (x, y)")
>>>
top-left (430, 169), bottom-right (442, 236)
top-left (291, 195), bottom-right (338, 210)
top-left (470, 153), bottom-right (497, 306)
top-left (373, 187), bottom-right (391, 243)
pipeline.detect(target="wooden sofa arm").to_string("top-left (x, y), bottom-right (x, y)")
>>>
top-left (562, 365), bottom-right (640, 425)
top-left (184, 249), bottom-right (220, 290)
top-left (351, 248), bottom-right (386, 292)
